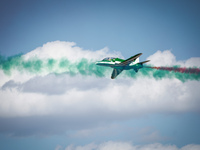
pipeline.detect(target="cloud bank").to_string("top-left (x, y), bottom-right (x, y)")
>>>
top-left (61, 142), bottom-right (200, 150)
top-left (0, 41), bottom-right (200, 139)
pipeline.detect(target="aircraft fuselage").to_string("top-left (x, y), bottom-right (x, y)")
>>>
top-left (95, 53), bottom-right (150, 79)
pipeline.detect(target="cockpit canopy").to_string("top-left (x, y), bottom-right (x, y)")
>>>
top-left (102, 57), bottom-right (116, 61)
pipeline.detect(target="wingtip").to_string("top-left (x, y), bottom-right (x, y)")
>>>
top-left (137, 53), bottom-right (143, 57)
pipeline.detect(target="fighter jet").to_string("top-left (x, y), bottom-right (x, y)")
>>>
top-left (95, 53), bottom-right (150, 79)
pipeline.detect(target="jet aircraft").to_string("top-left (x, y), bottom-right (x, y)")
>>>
top-left (95, 53), bottom-right (150, 79)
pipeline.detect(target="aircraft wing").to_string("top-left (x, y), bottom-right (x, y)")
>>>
top-left (111, 68), bottom-right (123, 79)
top-left (119, 53), bottom-right (142, 66)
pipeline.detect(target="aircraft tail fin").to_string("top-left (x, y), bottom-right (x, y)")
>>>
top-left (111, 68), bottom-right (123, 79)
top-left (133, 60), bottom-right (150, 73)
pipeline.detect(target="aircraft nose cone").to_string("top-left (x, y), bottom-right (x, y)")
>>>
top-left (95, 61), bottom-right (100, 65)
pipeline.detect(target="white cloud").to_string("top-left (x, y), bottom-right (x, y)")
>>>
top-left (0, 41), bottom-right (200, 138)
top-left (185, 57), bottom-right (200, 67)
top-left (23, 41), bottom-right (122, 62)
top-left (63, 142), bottom-right (200, 150)
top-left (0, 42), bottom-right (200, 118)
top-left (147, 50), bottom-right (200, 67)
top-left (0, 41), bottom-right (120, 87)
top-left (147, 50), bottom-right (176, 66)
top-left (0, 76), bottom-right (199, 117)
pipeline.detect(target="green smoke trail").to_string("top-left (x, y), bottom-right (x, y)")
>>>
top-left (0, 54), bottom-right (111, 77)
top-left (0, 54), bottom-right (200, 82)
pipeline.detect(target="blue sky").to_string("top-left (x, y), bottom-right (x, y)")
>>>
top-left (1, 0), bottom-right (200, 59)
top-left (0, 0), bottom-right (200, 150)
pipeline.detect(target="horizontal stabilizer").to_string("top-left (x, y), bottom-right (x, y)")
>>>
top-left (139, 60), bottom-right (150, 64)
